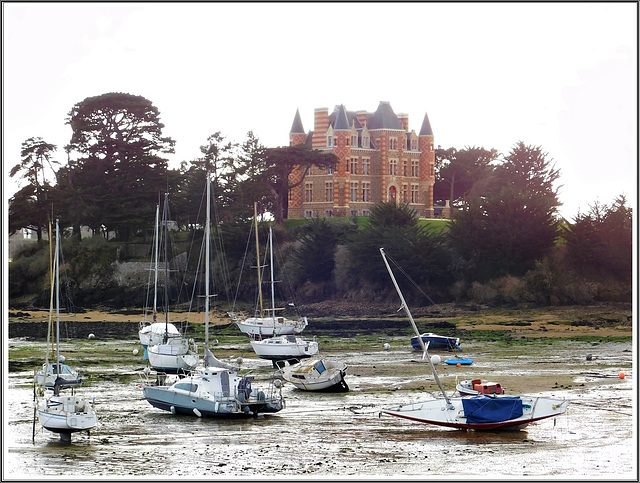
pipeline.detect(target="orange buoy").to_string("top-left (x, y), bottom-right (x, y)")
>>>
top-left (457, 363), bottom-right (461, 367)
top-left (619, 372), bottom-right (625, 379)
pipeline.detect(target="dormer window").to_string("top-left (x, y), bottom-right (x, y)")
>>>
top-left (328, 136), bottom-right (333, 147)
top-left (362, 136), bottom-right (369, 148)
top-left (351, 135), bottom-right (358, 147)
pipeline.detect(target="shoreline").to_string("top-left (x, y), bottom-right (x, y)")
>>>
top-left (7, 301), bottom-right (633, 340)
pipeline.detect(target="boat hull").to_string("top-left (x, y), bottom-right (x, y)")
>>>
top-left (411, 333), bottom-right (461, 351)
top-left (281, 359), bottom-right (349, 392)
top-left (250, 336), bottom-right (318, 361)
top-left (382, 395), bottom-right (567, 431)
top-left (143, 386), bottom-right (283, 417)
top-left (38, 395), bottom-right (97, 434)
top-left (233, 315), bottom-right (308, 337)
top-left (147, 338), bottom-right (198, 374)
top-left (457, 379), bottom-right (505, 397)
top-left (34, 363), bottom-right (79, 389)
top-left (142, 368), bottom-right (284, 418)
top-left (139, 322), bottom-right (181, 348)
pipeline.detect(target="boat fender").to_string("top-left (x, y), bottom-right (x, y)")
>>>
top-left (170, 406), bottom-right (176, 415)
top-left (193, 408), bottom-right (202, 418)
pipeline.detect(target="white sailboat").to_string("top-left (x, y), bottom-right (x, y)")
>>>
top-left (379, 247), bottom-right (568, 431)
top-left (230, 205), bottom-right (308, 337)
top-left (139, 202), bottom-right (181, 352)
top-left (250, 334), bottom-right (319, 364)
top-left (279, 358), bottom-right (349, 392)
top-left (34, 220), bottom-right (97, 443)
top-left (146, 193), bottom-right (198, 374)
top-left (34, 359), bottom-right (78, 390)
top-left (142, 167), bottom-right (284, 417)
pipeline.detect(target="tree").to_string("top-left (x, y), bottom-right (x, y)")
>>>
top-left (562, 195), bottom-right (632, 283)
top-left (263, 144), bottom-right (338, 225)
top-left (346, 202), bottom-right (452, 298)
top-left (448, 141), bottom-right (561, 281)
top-left (9, 138), bottom-right (59, 241)
top-left (63, 92), bottom-right (175, 240)
top-left (289, 217), bottom-right (359, 297)
top-left (433, 146), bottom-right (497, 208)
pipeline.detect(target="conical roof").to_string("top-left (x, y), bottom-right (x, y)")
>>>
top-left (419, 112), bottom-right (433, 136)
top-left (290, 109), bottom-right (305, 134)
top-left (332, 104), bottom-right (351, 130)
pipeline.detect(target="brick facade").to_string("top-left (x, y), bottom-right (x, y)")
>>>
top-left (288, 101), bottom-right (435, 219)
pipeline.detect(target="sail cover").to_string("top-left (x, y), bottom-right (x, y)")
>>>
top-left (462, 396), bottom-right (524, 423)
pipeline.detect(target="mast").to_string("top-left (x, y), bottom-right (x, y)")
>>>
top-left (54, 220), bottom-right (60, 385)
top-left (44, 220), bottom-right (54, 378)
top-left (204, 167), bottom-right (211, 347)
top-left (254, 202), bottom-right (264, 318)
top-left (153, 202), bottom-right (160, 321)
top-left (162, 193), bottom-right (169, 343)
top-left (268, 227), bottom-right (276, 320)
top-left (379, 248), bottom-right (451, 405)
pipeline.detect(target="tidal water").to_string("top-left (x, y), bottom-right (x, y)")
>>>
top-left (4, 340), bottom-right (636, 480)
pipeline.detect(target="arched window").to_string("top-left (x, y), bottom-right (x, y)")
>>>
top-left (388, 186), bottom-right (397, 202)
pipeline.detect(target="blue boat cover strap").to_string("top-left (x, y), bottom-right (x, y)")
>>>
top-left (462, 396), bottom-right (524, 423)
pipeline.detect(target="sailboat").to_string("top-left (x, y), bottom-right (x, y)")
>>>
top-left (279, 358), bottom-right (349, 392)
top-left (34, 220), bottom-right (97, 443)
top-left (142, 168), bottom-right (285, 417)
top-left (250, 334), bottom-right (319, 365)
top-left (230, 204), bottom-right (308, 338)
top-left (379, 248), bottom-right (568, 431)
top-left (146, 193), bottom-right (199, 374)
top-left (139, 202), bottom-right (181, 353)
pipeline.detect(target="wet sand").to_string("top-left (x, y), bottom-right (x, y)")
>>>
top-left (5, 333), bottom-right (635, 479)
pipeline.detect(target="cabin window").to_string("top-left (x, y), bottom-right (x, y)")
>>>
top-left (175, 382), bottom-right (197, 392)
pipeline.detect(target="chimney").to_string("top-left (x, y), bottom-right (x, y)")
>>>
top-left (356, 110), bottom-right (367, 128)
top-left (397, 113), bottom-right (409, 131)
top-left (312, 107), bottom-right (329, 148)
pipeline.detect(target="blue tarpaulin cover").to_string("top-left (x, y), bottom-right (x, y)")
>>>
top-left (462, 396), bottom-right (524, 423)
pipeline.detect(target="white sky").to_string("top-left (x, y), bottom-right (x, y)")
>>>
top-left (2, 2), bottom-right (637, 220)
